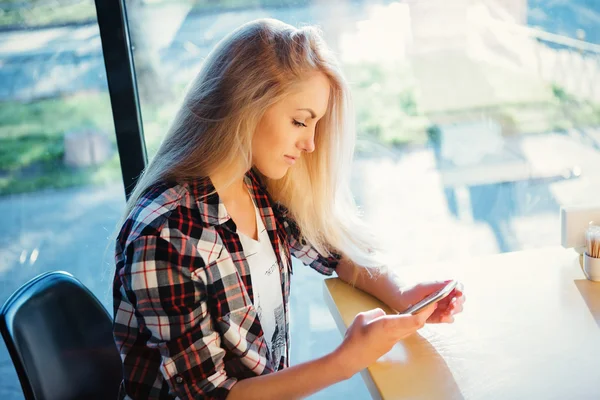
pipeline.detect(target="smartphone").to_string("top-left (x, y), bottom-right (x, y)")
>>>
top-left (399, 280), bottom-right (458, 315)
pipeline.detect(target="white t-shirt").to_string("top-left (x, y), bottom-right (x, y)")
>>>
top-left (238, 201), bottom-right (286, 370)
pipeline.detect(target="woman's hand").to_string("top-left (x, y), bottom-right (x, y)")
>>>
top-left (333, 304), bottom-right (438, 379)
top-left (398, 280), bottom-right (465, 323)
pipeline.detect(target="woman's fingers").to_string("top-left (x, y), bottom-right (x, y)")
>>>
top-left (445, 296), bottom-right (464, 315)
top-left (360, 308), bottom-right (387, 324)
top-left (417, 302), bottom-right (439, 320)
top-left (427, 293), bottom-right (465, 324)
top-left (442, 315), bottom-right (455, 323)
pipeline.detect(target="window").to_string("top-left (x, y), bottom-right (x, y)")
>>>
top-left (125, 1), bottom-right (600, 398)
top-left (0, 1), bottom-right (125, 398)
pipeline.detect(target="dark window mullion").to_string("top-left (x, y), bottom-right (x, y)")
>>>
top-left (94, 0), bottom-right (147, 200)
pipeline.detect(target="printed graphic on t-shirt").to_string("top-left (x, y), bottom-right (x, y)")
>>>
top-left (266, 261), bottom-right (277, 276)
top-left (255, 291), bottom-right (263, 322)
top-left (270, 303), bottom-right (286, 368)
top-left (238, 199), bottom-right (286, 370)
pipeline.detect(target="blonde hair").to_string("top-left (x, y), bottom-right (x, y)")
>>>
top-left (119, 18), bottom-right (386, 281)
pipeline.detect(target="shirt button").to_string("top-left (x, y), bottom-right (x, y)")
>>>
top-left (175, 376), bottom-right (183, 384)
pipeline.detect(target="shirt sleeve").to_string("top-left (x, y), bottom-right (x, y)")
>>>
top-left (120, 231), bottom-right (236, 400)
top-left (282, 214), bottom-right (342, 276)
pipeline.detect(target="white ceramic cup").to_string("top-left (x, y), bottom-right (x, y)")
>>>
top-left (583, 253), bottom-right (600, 282)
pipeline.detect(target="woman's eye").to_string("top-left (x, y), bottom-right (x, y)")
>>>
top-left (292, 120), bottom-right (307, 128)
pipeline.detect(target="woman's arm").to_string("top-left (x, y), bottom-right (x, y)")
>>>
top-left (335, 256), bottom-right (408, 311)
top-left (336, 256), bottom-right (465, 322)
top-left (228, 268), bottom-right (439, 400)
top-left (227, 349), bottom-right (348, 400)
top-left (118, 231), bottom-right (241, 399)
top-left (280, 211), bottom-right (341, 276)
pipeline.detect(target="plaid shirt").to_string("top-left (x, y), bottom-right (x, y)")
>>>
top-left (113, 168), bottom-right (340, 399)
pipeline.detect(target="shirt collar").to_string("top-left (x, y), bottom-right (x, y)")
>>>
top-left (190, 168), bottom-right (267, 228)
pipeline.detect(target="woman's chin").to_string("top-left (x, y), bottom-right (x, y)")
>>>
top-left (254, 165), bottom-right (289, 180)
top-left (269, 169), bottom-right (289, 180)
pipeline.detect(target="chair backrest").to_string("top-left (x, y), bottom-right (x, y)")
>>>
top-left (0, 271), bottom-right (122, 400)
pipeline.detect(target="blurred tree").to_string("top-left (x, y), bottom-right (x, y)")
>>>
top-left (126, 0), bottom-right (174, 106)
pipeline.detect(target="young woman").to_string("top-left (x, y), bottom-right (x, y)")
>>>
top-left (112, 18), bottom-right (465, 400)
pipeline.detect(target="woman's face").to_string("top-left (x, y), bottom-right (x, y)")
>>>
top-left (252, 71), bottom-right (331, 180)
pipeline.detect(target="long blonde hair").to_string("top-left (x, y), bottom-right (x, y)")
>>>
top-left (120, 18), bottom-right (385, 278)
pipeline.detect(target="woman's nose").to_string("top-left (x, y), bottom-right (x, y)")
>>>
top-left (298, 132), bottom-right (315, 153)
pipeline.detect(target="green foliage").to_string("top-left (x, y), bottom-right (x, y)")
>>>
top-left (344, 62), bottom-right (427, 147)
top-left (0, 92), bottom-right (117, 195)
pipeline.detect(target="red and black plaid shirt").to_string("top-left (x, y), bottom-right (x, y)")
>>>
top-left (113, 168), bottom-right (340, 399)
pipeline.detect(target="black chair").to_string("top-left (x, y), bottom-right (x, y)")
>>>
top-left (0, 271), bottom-right (122, 400)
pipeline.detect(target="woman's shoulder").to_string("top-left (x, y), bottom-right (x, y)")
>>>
top-left (119, 180), bottom-right (203, 247)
